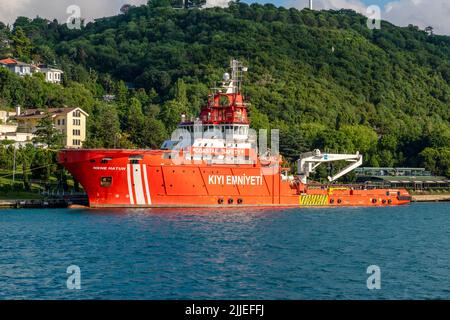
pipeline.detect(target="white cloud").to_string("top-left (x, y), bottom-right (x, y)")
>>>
top-left (203, 0), bottom-right (230, 8)
top-left (289, 0), bottom-right (450, 35)
top-left (0, 0), bottom-right (148, 25)
top-left (0, 0), bottom-right (31, 24)
top-left (0, 0), bottom-right (230, 23)
top-left (383, 0), bottom-right (450, 35)
top-left (0, 0), bottom-right (231, 24)
top-left (0, 0), bottom-right (449, 35)
top-left (287, 0), bottom-right (367, 13)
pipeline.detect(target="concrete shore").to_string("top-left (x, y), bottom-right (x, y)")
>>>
top-left (0, 199), bottom-right (70, 209)
top-left (411, 194), bottom-right (450, 202)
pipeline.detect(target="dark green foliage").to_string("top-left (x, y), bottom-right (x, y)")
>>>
top-left (30, 148), bottom-right (54, 182)
top-left (0, 3), bottom-right (448, 176)
top-left (32, 112), bottom-right (65, 148)
top-left (11, 27), bottom-right (32, 60)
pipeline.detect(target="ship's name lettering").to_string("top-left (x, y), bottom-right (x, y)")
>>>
top-left (192, 147), bottom-right (245, 156)
top-left (92, 166), bottom-right (126, 171)
top-left (208, 175), bottom-right (263, 186)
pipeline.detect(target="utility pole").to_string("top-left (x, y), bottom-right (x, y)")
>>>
top-left (12, 145), bottom-right (16, 183)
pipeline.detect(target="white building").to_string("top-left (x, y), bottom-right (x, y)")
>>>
top-left (0, 58), bottom-right (63, 84)
top-left (16, 107), bottom-right (88, 148)
top-left (38, 66), bottom-right (63, 84)
top-left (0, 107), bottom-right (23, 145)
top-left (0, 58), bottom-right (33, 76)
top-left (1, 132), bottom-right (34, 147)
top-left (0, 123), bottom-right (18, 134)
top-left (0, 106), bottom-right (89, 148)
top-left (0, 109), bottom-right (16, 124)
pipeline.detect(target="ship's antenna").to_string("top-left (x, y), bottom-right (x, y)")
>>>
top-left (228, 59), bottom-right (248, 94)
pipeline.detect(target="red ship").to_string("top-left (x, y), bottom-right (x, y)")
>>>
top-left (59, 60), bottom-right (411, 208)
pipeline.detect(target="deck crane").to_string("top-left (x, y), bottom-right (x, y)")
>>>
top-left (297, 149), bottom-right (363, 184)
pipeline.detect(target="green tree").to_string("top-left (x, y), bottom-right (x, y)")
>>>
top-left (160, 99), bottom-right (186, 133)
top-left (126, 98), bottom-right (146, 146)
top-left (85, 103), bottom-right (133, 148)
top-left (32, 113), bottom-right (64, 148)
top-left (17, 145), bottom-right (35, 191)
top-left (11, 27), bottom-right (32, 60)
top-left (30, 148), bottom-right (54, 184)
top-left (419, 147), bottom-right (450, 177)
top-left (142, 116), bottom-right (168, 148)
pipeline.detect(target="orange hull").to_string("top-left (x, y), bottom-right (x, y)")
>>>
top-left (59, 149), bottom-right (411, 208)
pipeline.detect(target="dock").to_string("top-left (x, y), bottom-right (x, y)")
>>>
top-left (0, 194), bottom-right (89, 209)
top-left (412, 194), bottom-right (450, 202)
top-left (0, 199), bottom-right (69, 209)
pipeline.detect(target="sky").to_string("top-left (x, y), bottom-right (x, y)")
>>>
top-left (0, 0), bottom-right (448, 35)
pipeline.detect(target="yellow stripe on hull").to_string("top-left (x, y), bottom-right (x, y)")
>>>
top-left (299, 195), bottom-right (329, 206)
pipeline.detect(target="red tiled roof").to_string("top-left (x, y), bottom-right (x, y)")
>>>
top-left (16, 107), bottom-right (77, 119)
top-left (0, 58), bottom-right (18, 65)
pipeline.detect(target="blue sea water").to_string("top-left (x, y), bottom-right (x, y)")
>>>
top-left (0, 203), bottom-right (449, 300)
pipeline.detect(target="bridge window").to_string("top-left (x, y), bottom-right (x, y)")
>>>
top-left (100, 177), bottom-right (112, 187)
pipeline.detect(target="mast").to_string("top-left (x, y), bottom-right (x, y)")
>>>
top-left (225, 59), bottom-right (247, 94)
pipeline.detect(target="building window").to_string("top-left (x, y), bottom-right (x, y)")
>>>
top-left (72, 119), bottom-right (81, 126)
top-left (62, 119), bottom-right (65, 125)
top-left (57, 119), bottom-right (60, 125)
top-left (73, 129), bottom-right (80, 136)
top-left (73, 139), bottom-right (81, 146)
top-left (73, 110), bottom-right (81, 117)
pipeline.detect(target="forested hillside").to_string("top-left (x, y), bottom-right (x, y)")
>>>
top-left (0, 1), bottom-right (449, 176)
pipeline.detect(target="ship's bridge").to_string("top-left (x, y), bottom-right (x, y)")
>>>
top-left (198, 92), bottom-right (250, 125)
top-left (160, 59), bottom-right (256, 164)
top-left (178, 123), bottom-right (251, 142)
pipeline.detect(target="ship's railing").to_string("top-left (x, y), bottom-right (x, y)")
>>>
top-left (306, 182), bottom-right (393, 190)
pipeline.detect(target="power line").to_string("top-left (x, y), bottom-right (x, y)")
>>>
top-left (0, 163), bottom-right (55, 180)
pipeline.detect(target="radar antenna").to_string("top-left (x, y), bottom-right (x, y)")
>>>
top-left (222, 59), bottom-right (248, 94)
